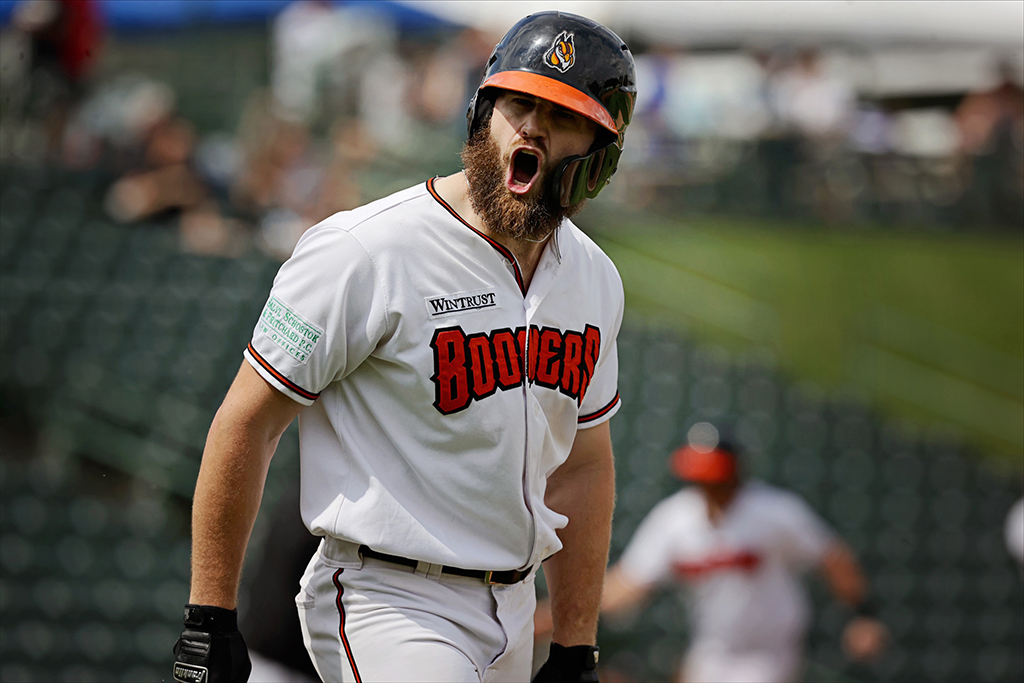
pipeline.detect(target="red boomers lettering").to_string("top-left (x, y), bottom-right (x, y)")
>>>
top-left (430, 324), bottom-right (601, 414)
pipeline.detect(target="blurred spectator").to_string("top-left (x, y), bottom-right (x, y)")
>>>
top-left (1008, 497), bottom-right (1024, 577)
top-left (751, 49), bottom-right (804, 218)
top-left (232, 90), bottom-right (313, 219)
top-left (848, 103), bottom-right (894, 156)
top-left (86, 77), bottom-right (220, 233)
top-left (13, 0), bottom-right (101, 83)
top-left (270, 0), bottom-right (398, 131)
top-left (955, 60), bottom-right (1024, 156)
top-left (676, 52), bottom-right (770, 142)
top-left (406, 27), bottom-right (494, 129)
top-left (632, 45), bottom-right (675, 147)
top-left (891, 108), bottom-right (961, 159)
top-left (62, 74), bottom-right (174, 169)
top-left (954, 59), bottom-right (1024, 227)
top-left (231, 90), bottom-right (366, 260)
top-left (103, 108), bottom-right (207, 223)
top-left (62, 74), bottom-right (248, 255)
top-left (229, 0), bottom-right (417, 259)
top-left (271, 0), bottom-right (348, 126)
top-left (537, 423), bottom-right (887, 683)
top-left (617, 48), bottom-right (771, 209)
top-left (771, 48), bottom-right (858, 223)
top-left (613, 46), bottom-right (676, 207)
top-left (11, 0), bottom-right (102, 151)
top-left (771, 48), bottom-right (855, 143)
top-left (268, 0), bottom-right (402, 149)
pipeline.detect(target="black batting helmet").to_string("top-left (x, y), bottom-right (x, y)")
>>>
top-left (467, 11), bottom-right (637, 207)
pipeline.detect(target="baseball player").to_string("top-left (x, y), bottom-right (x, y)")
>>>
top-left (542, 423), bottom-right (887, 683)
top-left (173, 12), bottom-right (636, 683)
top-left (1007, 497), bottom-right (1024, 577)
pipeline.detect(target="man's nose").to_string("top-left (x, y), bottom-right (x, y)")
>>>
top-left (519, 108), bottom-right (548, 141)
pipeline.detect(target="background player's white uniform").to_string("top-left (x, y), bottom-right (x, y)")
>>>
top-left (244, 178), bottom-right (623, 682)
top-left (1007, 498), bottom-right (1024, 575)
top-left (617, 481), bottom-right (835, 683)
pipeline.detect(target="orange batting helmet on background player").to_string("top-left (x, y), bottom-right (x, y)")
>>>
top-left (670, 422), bottom-right (740, 484)
top-left (467, 11), bottom-right (637, 207)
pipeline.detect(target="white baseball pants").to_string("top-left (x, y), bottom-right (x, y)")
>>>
top-left (295, 542), bottom-right (536, 683)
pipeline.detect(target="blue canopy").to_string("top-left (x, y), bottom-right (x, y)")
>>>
top-left (0, 0), bottom-right (456, 32)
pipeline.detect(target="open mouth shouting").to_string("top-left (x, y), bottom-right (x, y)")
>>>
top-left (506, 147), bottom-right (542, 195)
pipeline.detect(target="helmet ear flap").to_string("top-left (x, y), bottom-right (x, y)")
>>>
top-left (585, 147), bottom-right (607, 192)
top-left (552, 142), bottom-right (622, 208)
top-left (557, 157), bottom-right (584, 207)
top-left (467, 87), bottom-right (497, 140)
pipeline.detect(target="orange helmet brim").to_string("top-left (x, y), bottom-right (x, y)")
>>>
top-left (481, 71), bottom-right (618, 135)
top-left (670, 445), bottom-right (737, 484)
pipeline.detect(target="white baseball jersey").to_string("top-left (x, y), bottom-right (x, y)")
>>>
top-left (244, 178), bottom-right (623, 572)
top-left (618, 482), bottom-right (834, 654)
top-left (1007, 498), bottom-right (1024, 569)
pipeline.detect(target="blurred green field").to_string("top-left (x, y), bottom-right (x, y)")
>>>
top-left (582, 203), bottom-right (1024, 466)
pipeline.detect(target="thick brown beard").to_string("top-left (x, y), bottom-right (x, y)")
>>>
top-left (461, 126), bottom-right (586, 243)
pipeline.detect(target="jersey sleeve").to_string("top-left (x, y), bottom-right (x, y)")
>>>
top-left (244, 225), bottom-right (389, 405)
top-left (770, 491), bottom-right (836, 571)
top-left (577, 268), bottom-right (624, 428)
top-left (616, 498), bottom-right (678, 587)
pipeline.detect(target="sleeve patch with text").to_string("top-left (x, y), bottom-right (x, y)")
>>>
top-left (258, 296), bottom-right (324, 364)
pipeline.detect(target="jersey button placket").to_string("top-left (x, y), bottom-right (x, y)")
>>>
top-left (516, 297), bottom-right (532, 567)
top-left (522, 301), bottom-right (548, 567)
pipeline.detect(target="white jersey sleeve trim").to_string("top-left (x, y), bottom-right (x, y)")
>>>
top-left (244, 344), bottom-right (319, 406)
top-left (577, 392), bottom-right (621, 428)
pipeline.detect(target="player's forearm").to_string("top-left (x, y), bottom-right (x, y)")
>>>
top-left (544, 457), bottom-right (615, 646)
top-left (188, 408), bottom-right (282, 609)
top-left (601, 565), bottom-right (649, 616)
top-left (821, 542), bottom-right (868, 607)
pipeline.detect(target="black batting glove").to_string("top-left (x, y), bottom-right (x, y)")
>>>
top-left (172, 604), bottom-right (251, 683)
top-left (533, 642), bottom-right (600, 683)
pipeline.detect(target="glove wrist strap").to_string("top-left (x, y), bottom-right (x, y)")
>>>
top-left (183, 604), bottom-right (239, 633)
top-left (550, 642), bottom-right (600, 671)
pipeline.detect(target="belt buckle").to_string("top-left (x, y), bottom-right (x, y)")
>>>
top-left (483, 570), bottom-right (496, 585)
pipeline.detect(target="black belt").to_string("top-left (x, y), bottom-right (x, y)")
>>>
top-left (358, 545), bottom-right (530, 585)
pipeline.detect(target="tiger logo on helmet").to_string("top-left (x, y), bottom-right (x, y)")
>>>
top-left (544, 31), bottom-right (575, 73)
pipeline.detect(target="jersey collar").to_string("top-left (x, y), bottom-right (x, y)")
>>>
top-left (426, 177), bottom-right (527, 296)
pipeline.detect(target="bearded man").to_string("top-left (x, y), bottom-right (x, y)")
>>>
top-left (172, 11), bottom-right (636, 683)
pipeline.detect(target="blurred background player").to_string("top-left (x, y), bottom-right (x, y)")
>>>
top-left (1007, 497), bottom-right (1024, 578)
top-left (238, 480), bottom-right (321, 683)
top-left (539, 422), bottom-right (887, 683)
